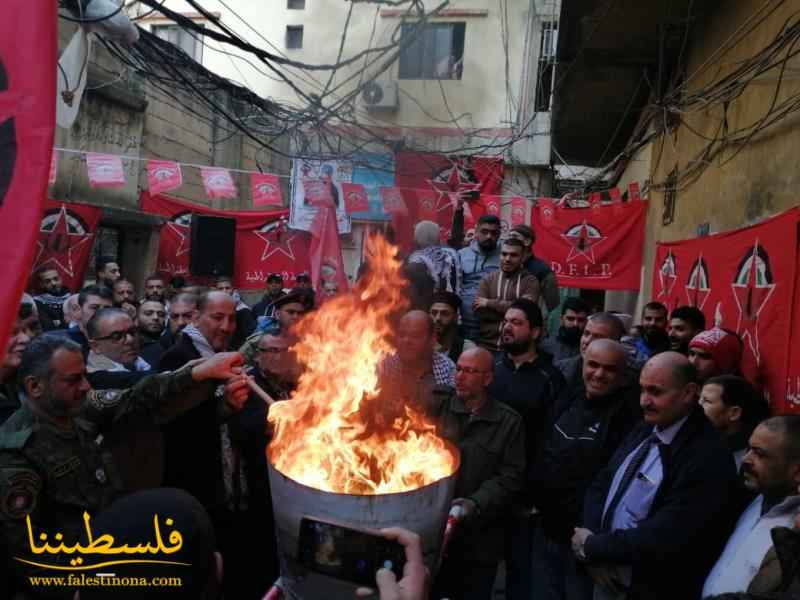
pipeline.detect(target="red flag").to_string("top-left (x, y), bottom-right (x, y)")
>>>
top-left (340, 182), bottom-right (369, 214)
top-left (587, 192), bottom-right (602, 208)
top-left (510, 196), bottom-right (526, 226)
top-left (32, 200), bottom-right (102, 291)
top-left (141, 191), bottom-right (310, 290)
top-left (653, 208), bottom-right (800, 413)
top-left (629, 181), bottom-right (641, 202)
top-left (201, 167), bottom-right (237, 200)
top-left (533, 200), bottom-right (646, 291)
top-left (87, 153), bottom-right (125, 188)
top-left (309, 205), bottom-right (348, 296)
top-left (380, 186), bottom-right (408, 215)
top-left (0, 2), bottom-right (56, 350)
top-left (483, 195), bottom-right (501, 217)
top-left (608, 187), bottom-right (622, 203)
top-left (252, 173), bottom-right (283, 207)
top-left (147, 160), bottom-right (182, 195)
top-left (417, 189), bottom-right (438, 222)
top-left (535, 198), bottom-right (556, 228)
top-left (48, 150), bottom-right (58, 185)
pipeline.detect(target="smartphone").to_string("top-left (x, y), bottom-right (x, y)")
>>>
top-left (297, 516), bottom-right (406, 586)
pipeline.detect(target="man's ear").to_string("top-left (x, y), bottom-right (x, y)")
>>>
top-left (728, 405), bottom-right (743, 424)
top-left (23, 375), bottom-right (44, 400)
top-left (683, 382), bottom-right (699, 404)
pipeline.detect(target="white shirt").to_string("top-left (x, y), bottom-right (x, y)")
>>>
top-left (702, 494), bottom-right (800, 597)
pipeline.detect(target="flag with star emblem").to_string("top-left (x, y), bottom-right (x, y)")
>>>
top-left (532, 200), bottom-right (646, 291)
top-left (31, 200), bottom-right (102, 291)
top-left (0, 2), bottom-right (56, 351)
top-left (653, 207), bottom-right (800, 413)
top-left (141, 192), bottom-right (310, 290)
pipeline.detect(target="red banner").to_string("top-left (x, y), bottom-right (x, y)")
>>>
top-left (393, 152), bottom-right (503, 253)
top-left (201, 167), bottom-right (237, 200)
top-left (147, 160), bottom-right (182, 195)
top-left (310, 205), bottom-right (348, 296)
top-left (251, 172), bottom-right (283, 207)
top-left (87, 153), bottom-right (125, 188)
top-left (32, 200), bottom-right (102, 291)
top-left (510, 196), bottom-right (526, 226)
top-left (380, 186), bottom-right (409, 215)
top-left (653, 208), bottom-right (800, 413)
top-left (340, 182), bottom-right (369, 214)
top-left (140, 192), bottom-right (310, 290)
top-left (0, 3), bottom-right (56, 349)
top-left (532, 200), bottom-right (646, 291)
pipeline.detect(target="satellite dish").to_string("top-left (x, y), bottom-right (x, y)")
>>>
top-left (362, 81), bottom-right (384, 106)
top-left (56, 0), bottom-right (139, 129)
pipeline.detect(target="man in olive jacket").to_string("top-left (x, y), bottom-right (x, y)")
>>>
top-left (425, 347), bottom-right (525, 600)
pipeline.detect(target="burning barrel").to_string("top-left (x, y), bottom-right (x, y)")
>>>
top-left (264, 236), bottom-right (461, 599)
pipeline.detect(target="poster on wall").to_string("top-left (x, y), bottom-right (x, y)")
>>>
top-left (289, 159), bottom-right (352, 234)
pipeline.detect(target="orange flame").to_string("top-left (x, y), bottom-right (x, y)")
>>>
top-left (267, 235), bottom-right (458, 494)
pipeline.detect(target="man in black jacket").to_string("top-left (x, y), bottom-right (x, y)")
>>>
top-left (572, 352), bottom-right (738, 600)
top-left (32, 267), bottom-right (71, 331)
top-left (532, 339), bottom-right (640, 600)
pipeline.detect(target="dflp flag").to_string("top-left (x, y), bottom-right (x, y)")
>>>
top-left (309, 204), bottom-right (348, 295)
top-left (532, 199), bottom-right (646, 291)
top-left (510, 196), bottom-right (526, 226)
top-left (147, 160), bottom-right (182, 195)
top-left (380, 186), bottom-right (408, 215)
top-left (201, 167), bottom-right (237, 200)
top-left (340, 182), bottom-right (369, 214)
top-left (87, 153), bottom-right (125, 188)
top-left (252, 173), bottom-right (283, 207)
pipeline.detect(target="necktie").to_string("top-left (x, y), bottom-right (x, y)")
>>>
top-left (602, 433), bottom-right (659, 530)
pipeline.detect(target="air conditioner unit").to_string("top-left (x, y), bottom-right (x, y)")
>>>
top-left (361, 81), bottom-right (398, 111)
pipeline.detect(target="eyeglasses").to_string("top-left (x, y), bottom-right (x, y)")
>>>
top-left (93, 327), bottom-right (138, 343)
top-left (256, 347), bottom-right (289, 354)
top-left (455, 365), bottom-right (489, 374)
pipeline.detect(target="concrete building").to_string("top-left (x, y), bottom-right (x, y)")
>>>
top-left (552, 0), bottom-right (800, 318)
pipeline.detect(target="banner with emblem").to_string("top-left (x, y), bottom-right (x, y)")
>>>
top-left (147, 160), bottom-right (182, 195)
top-left (251, 172), bottom-right (283, 207)
top-left (652, 208), bottom-right (800, 413)
top-left (31, 199), bottom-right (103, 291)
top-left (141, 191), bottom-right (310, 290)
top-left (532, 200), bottom-right (646, 291)
top-left (289, 159), bottom-right (352, 234)
top-left (0, 2), bottom-right (56, 351)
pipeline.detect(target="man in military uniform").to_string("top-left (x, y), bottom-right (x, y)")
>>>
top-left (0, 334), bottom-right (248, 598)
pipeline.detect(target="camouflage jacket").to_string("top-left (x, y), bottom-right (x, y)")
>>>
top-left (0, 364), bottom-right (213, 597)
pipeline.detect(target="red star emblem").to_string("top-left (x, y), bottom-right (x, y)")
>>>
top-left (34, 206), bottom-right (92, 277)
top-left (731, 241), bottom-right (776, 364)
top-left (561, 221), bottom-right (606, 264)
top-left (254, 222), bottom-right (296, 262)
top-left (685, 254), bottom-right (711, 310)
top-left (167, 222), bottom-right (190, 257)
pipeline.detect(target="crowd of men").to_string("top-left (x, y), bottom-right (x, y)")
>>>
top-left (0, 216), bottom-right (798, 600)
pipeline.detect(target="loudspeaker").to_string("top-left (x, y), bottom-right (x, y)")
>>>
top-left (190, 215), bottom-right (236, 277)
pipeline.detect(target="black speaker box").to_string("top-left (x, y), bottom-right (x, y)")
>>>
top-left (189, 214), bottom-right (236, 277)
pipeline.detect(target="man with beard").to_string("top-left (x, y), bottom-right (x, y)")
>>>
top-left (703, 416), bottom-right (800, 597)
top-left (430, 291), bottom-right (476, 363)
top-left (429, 348), bottom-right (525, 600)
top-left (252, 273), bottom-right (285, 319)
top-left (689, 327), bottom-right (743, 384)
top-left (86, 308), bottom-right (152, 389)
top-left (474, 238), bottom-right (540, 352)
top-left (63, 285), bottom-right (114, 358)
top-left (160, 292), bottom-right (197, 351)
top-left (216, 276), bottom-right (256, 349)
top-left (112, 278), bottom-right (136, 307)
top-left (488, 298), bottom-right (563, 600)
top-left (142, 274), bottom-right (167, 304)
top-left (32, 267), bottom-right (71, 331)
top-left (572, 352), bottom-right (738, 600)
top-left (0, 334), bottom-right (246, 597)
top-left (627, 302), bottom-right (670, 369)
top-left (137, 300), bottom-right (167, 368)
top-left (667, 305), bottom-right (706, 355)
top-left (555, 312), bottom-right (626, 398)
top-left (0, 302), bottom-right (38, 424)
top-left (95, 256), bottom-right (121, 289)
top-left (541, 297), bottom-right (591, 361)
top-left (509, 224), bottom-right (561, 314)
top-left (459, 214), bottom-right (502, 341)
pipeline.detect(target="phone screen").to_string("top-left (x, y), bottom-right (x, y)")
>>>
top-left (297, 517), bottom-right (407, 586)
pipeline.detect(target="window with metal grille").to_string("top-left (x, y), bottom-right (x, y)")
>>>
top-left (398, 23), bottom-right (466, 80)
top-left (286, 25), bottom-right (304, 49)
top-left (152, 24), bottom-right (203, 62)
top-left (287, 0), bottom-right (305, 9)
top-left (534, 21), bottom-right (557, 112)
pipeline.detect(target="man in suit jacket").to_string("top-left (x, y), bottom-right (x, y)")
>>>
top-left (571, 352), bottom-right (738, 600)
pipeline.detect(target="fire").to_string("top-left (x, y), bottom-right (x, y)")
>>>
top-left (267, 235), bottom-right (458, 494)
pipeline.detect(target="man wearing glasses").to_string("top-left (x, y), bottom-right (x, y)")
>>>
top-left (426, 347), bottom-right (525, 600)
top-left (85, 307), bottom-right (152, 390)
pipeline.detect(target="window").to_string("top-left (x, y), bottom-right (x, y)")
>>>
top-left (398, 23), bottom-right (465, 80)
top-left (286, 25), bottom-right (304, 49)
top-left (287, 0), bottom-right (305, 8)
top-left (152, 24), bottom-right (203, 62)
top-left (534, 21), bottom-right (558, 112)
